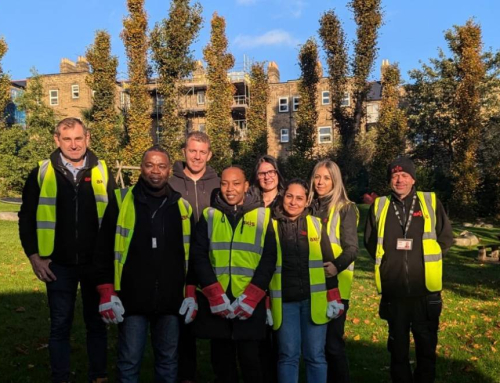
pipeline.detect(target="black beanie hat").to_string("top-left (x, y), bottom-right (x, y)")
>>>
top-left (387, 157), bottom-right (416, 182)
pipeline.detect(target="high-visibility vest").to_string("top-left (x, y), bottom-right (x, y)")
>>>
top-left (113, 186), bottom-right (192, 291)
top-left (373, 191), bottom-right (443, 294)
top-left (36, 159), bottom-right (109, 257)
top-left (325, 205), bottom-right (359, 300)
top-left (269, 215), bottom-right (329, 331)
top-left (204, 206), bottom-right (270, 298)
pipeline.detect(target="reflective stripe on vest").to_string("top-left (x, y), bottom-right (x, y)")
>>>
top-left (36, 159), bottom-right (109, 257)
top-left (113, 186), bottom-right (192, 291)
top-left (373, 192), bottom-right (442, 294)
top-left (326, 205), bottom-right (359, 300)
top-left (269, 215), bottom-right (329, 331)
top-left (204, 206), bottom-right (270, 298)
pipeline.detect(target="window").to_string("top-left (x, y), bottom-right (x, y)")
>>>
top-left (318, 126), bottom-right (332, 144)
top-left (71, 85), bottom-right (79, 99)
top-left (49, 90), bottom-right (59, 106)
top-left (322, 91), bottom-right (330, 105)
top-left (366, 103), bottom-right (380, 123)
top-left (292, 96), bottom-right (300, 111)
top-left (341, 92), bottom-right (350, 107)
top-left (278, 97), bottom-right (288, 113)
top-left (199, 123), bottom-right (206, 133)
top-left (280, 129), bottom-right (289, 143)
top-left (197, 91), bottom-right (205, 105)
top-left (120, 91), bottom-right (130, 110)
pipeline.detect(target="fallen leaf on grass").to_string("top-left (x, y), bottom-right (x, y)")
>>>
top-left (15, 307), bottom-right (25, 313)
top-left (352, 318), bottom-right (360, 324)
top-left (36, 344), bottom-right (48, 350)
top-left (491, 346), bottom-right (497, 353)
top-left (364, 319), bottom-right (370, 324)
top-left (353, 334), bottom-right (361, 341)
top-left (469, 356), bottom-right (478, 361)
top-left (28, 364), bottom-right (34, 369)
top-left (15, 346), bottom-right (28, 355)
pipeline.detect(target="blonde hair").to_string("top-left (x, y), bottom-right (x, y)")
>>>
top-left (308, 159), bottom-right (352, 212)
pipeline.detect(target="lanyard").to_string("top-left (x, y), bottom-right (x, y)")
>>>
top-left (392, 194), bottom-right (417, 238)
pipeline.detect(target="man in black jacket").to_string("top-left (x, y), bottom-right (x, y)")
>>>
top-left (94, 145), bottom-right (192, 383)
top-left (364, 157), bottom-right (454, 383)
top-left (18, 117), bottom-right (114, 383)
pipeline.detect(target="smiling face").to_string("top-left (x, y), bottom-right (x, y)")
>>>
top-left (256, 161), bottom-right (279, 193)
top-left (313, 166), bottom-right (333, 197)
top-left (54, 123), bottom-right (89, 166)
top-left (182, 138), bottom-right (212, 178)
top-left (283, 183), bottom-right (308, 220)
top-left (141, 151), bottom-right (171, 190)
top-left (390, 171), bottom-right (415, 199)
top-left (221, 167), bottom-right (249, 206)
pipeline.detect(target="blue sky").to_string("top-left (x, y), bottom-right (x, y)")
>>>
top-left (0, 0), bottom-right (499, 82)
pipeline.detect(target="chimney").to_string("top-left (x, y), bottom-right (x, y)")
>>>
top-left (76, 56), bottom-right (90, 72)
top-left (60, 58), bottom-right (76, 73)
top-left (316, 60), bottom-right (323, 78)
top-left (268, 61), bottom-right (280, 83)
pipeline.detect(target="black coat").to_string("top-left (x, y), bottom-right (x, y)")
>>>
top-left (18, 149), bottom-right (116, 265)
top-left (94, 178), bottom-right (191, 316)
top-left (273, 208), bottom-right (338, 303)
top-left (191, 190), bottom-right (277, 340)
top-left (364, 188), bottom-right (454, 298)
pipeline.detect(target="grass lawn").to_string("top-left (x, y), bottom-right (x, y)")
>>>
top-left (0, 204), bottom-right (499, 382)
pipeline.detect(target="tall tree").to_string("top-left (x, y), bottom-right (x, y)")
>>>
top-left (85, 30), bottom-right (121, 164)
top-left (203, 12), bottom-right (235, 172)
top-left (447, 19), bottom-right (486, 217)
top-left (370, 62), bottom-right (407, 194)
top-left (234, 61), bottom-right (269, 174)
top-left (150, 0), bottom-right (203, 161)
top-left (121, 0), bottom-right (153, 167)
top-left (0, 37), bottom-right (11, 129)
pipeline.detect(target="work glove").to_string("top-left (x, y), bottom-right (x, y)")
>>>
top-left (326, 288), bottom-right (344, 319)
top-left (96, 284), bottom-right (125, 324)
top-left (231, 283), bottom-right (266, 320)
top-left (265, 296), bottom-right (273, 326)
top-left (202, 282), bottom-right (234, 318)
top-left (179, 285), bottom-right (198, 324)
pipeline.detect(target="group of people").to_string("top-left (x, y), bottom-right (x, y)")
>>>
top-left (19, 117), bottom-right (453, 383)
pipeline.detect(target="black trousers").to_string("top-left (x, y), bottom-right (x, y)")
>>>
top-left (379, 294), bottom-right (442, 383)
top-left (177, 321), bottom-right (197, 381)
top-left (211, 339), bottom-right (263, 383)
top-left (326, 300), bottom-right (350, 383)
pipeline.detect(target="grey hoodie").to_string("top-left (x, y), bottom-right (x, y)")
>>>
top-left (168, 161), bottom-right (220, 222)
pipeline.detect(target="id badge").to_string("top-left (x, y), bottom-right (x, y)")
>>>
top-left (396, 238), bottom-right (413, 251)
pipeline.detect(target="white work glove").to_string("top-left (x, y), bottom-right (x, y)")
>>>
top-left (179, 285), bottom-right (198, 324)
top-left (97, 284), bottom-right (125, 324)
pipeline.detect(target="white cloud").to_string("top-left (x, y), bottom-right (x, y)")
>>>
top-left (236, 0), bottom-right (258, 5)
top-left (273, 0), bottom-right (307, 19)
top-left (234, 29), bottom-right (299, 49)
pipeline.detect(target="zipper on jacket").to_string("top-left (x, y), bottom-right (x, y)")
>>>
top-left (74, 182), bottom-right (79, 265)
top-left (194, 180), bottom-right (199, 219)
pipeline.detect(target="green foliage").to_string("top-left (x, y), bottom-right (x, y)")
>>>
top-left (0, 125), bottom-right (53, 196)
top-left (369, 63), bottom-right (407, 194)
top-left (85, 30), bottom-right (122, 165)
top-left (203, 13), bottom-right (235, 173)
top-left (0, 37), bottom-right (10, 129)
top-left (121, 0), bottom-right (153, 168)
top-left (150, 0), bottom-right (203, 162)
top-left (233, 62), bottom-right (269, 175)
top-left (293, 38), bottom-right (320, 159)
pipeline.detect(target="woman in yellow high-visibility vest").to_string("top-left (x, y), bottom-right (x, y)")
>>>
top-left (308, 160), bottom-right (359, 383)
top-left (270, 179), bottom-right (344, 383)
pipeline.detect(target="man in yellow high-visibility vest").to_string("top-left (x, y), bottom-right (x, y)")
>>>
top-left (364, 157), bottom-right (453, 383)
top-left (19, 117), bottom-right (115, 383)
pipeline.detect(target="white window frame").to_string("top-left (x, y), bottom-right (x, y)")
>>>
top-left (341, 92), bottom-right (350, 107)
top-left (322, 91), bottom-right (330, 105)
top-left (278, 97), bottom-right (288, 113)
top-left (197, 91), bottom-right (205, 105)
top-left (198, 123), bottom-right (206, 133)
top-left (280, 128), bottom-right (289, 143)
top-left (49, 90), bottom-right (59, 106)
top-left (292, 96), bottom-right (300, 111)
top-left (71, 85), bottom-right (79, 99)
top-left (318, 126), bottom-right (332, 144)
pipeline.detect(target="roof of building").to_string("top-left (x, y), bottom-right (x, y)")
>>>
top-left (367, 81), bottom-right (382, 101)
top-left (11, 80), bottom-right (27, 88)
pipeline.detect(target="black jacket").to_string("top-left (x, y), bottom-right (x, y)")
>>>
top-left (191, 190), bottom-right (277, 340)
top-left (364, 188), bottom-right (454, 298)
top-left (168, 161), bottom-right (220, 223)
top-left (94, 178), bottom-right (191, 316)
top-left (273, 208), bottom-right (338, 303)
top-left (18, 149), bottom-right (116, 265)
top-left (311, 199), bottom-right (359, 278)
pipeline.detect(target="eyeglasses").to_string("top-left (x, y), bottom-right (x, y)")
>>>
top-left (257, 169), bottom-right (277, 179)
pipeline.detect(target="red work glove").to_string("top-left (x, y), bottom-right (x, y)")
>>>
top-left (231, 283), bottom-right (266, 320)
top-left (96, 284), bottom-right (125, 324)
top-left (326, 288), bottom-right (344, 319)
top-left (265, 296), bottom-right (273, 326)
top-left (202, 282), bottom-right (233, 318)
top-left (179, 285), bottom-right (198, 324)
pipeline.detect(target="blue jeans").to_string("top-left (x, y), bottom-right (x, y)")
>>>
top-left (46, 263), bottom-right (107, 382)
top-left (117, 314), bottom-right (180, 383)
top-left (277, 299), bottom-right (328, 383)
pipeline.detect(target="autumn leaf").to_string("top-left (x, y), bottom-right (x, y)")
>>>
top-left (353, 334), bottom-right (361, 341)
top-left (352, 318), bottom-right (360, 325)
